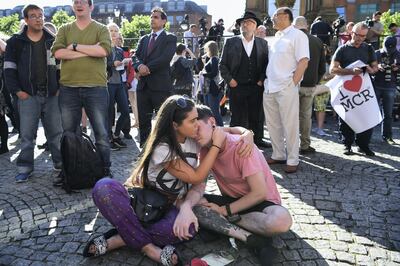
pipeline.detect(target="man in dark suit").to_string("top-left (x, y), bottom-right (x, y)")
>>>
top-left (219, 11), bottom-right (269, 148)
top-left (132, 7), bottom-right (177, 147)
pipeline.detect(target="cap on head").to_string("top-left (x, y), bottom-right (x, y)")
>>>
top-left (293, 16), bottom-right (308, 30)
top-left (383, 36), bottom-right (397, 53)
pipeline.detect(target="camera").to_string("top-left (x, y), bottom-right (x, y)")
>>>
top-left (365, 17), bottom-right (374, 28)
top-left (332, 16), bottom-right (345, 36)
top-left (198, 17), bottom-right (207, 36)
top-left (263, 16), bottom-right (273, 29)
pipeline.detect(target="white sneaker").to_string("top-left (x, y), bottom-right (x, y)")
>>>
top-left (316, 128), bottom-right (327, 136)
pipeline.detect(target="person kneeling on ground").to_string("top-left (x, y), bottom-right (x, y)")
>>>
top-left (193, 105), bottom-right (293, 265)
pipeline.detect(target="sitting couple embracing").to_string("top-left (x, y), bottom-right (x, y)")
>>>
top-left (83, 95), bottom-right (292, 265)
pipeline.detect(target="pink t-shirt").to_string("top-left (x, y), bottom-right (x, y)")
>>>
top-left (200, 134), bottom-right (281, 205)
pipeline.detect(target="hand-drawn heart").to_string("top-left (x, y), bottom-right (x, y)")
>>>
top-left (343, 75), bottom-right (362, 92)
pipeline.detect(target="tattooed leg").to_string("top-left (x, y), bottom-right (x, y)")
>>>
top-left (193, 205), bottom-right (250, 242)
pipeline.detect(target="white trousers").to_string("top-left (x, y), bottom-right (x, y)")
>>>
top-left (264, 81), bottom-right (300, 166)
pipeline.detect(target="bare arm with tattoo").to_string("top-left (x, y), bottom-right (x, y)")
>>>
top-left (173, 183), bottom-right (206, 240)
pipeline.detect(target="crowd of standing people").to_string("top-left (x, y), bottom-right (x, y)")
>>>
top-left (0, 1), bottom-right (399, 265)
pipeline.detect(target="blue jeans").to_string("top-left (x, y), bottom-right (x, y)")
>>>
top-left (108, 83), bottom-right (130, 137)
top-left (375, 87), bottom-right (396, 138)
top-left (17, 95), bottom-right (62, 174)
top-left (59, 86), bottom-right (110, 167)
top-left (204, 92), bottom-right (223, 126)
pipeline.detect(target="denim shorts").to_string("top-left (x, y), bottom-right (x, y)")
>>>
top-left (204, 194), bottom-right (276, 215)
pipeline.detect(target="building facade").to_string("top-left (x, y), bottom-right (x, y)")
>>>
top-left (246, 0), bottom-right (400, 23)
top-left (0, 0), bottom-right (212, 35)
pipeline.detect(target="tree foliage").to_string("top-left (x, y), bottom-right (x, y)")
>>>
top-left (0, 14), bottom-right (20, 36)
top-left (381, 10), bottom-right (400, 37)
top-left (51, 10), bottom-right (75, 29)
top-left (120, 15), bottom-right (170, 49)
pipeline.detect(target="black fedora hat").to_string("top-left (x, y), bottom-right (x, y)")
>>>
top-left (236, 11), bottom-right (261, 26)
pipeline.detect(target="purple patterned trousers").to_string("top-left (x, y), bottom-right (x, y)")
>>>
top-left (92, 178), bottom-right (195, 250)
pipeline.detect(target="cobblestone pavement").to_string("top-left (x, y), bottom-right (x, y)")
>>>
top-left (0, 115), bottom-right (399, 266)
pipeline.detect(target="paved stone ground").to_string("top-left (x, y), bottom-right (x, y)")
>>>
top-left (0, 114), bottom-right (399, 266)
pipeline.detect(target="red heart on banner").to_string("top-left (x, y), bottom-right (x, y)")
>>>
top-left (343, 75), bottom-right (362, 92)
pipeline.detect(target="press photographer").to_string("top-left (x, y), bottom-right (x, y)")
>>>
top-left (365, 11), bottom-right (384, 50)
top-left (373, 36), bottom-right (400, 145)
top-left (207, 18), bottom-right (225, 43)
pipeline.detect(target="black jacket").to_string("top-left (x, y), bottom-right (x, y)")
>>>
top-left (4, 25), bottom-right (60, 96)
top-left (132, 31), bottom-right (177, 92)
top-left (219, 36), bottom-right (268, 87)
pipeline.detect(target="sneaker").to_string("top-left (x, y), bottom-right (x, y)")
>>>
top-left (315, 128), bottom-right (327, 136)
top-left (123, 134), bottom-right (133, 140)
top-left (53, 165), bottom-right (62, 172)
top-left (113, 137), bottom-right (127, 148)
top-left (358, 147), bottom-right (375, 156)
top-left (53, 172), bottom-right (64, 187)
top-left (110, 141), bottom-right (120, 151)
top-left (383, 137), bottom-right (396, 145)
top-left (15, 172), bottom-right (32, 183)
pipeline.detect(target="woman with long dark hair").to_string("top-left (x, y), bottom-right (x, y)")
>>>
top-left (83, 95), bottom-right (230, 265)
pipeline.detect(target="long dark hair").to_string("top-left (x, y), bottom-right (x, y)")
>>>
top-left (129, 95), bottom-right (195, 186)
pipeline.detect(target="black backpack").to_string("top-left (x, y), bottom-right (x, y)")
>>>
top-left (60, 131), bottom-right (104, 193)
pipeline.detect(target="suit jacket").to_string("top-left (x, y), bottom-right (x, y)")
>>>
top-left (133, 30), bottom-right (177, 91)
top-left (219, 36), bottom-right (268, 86)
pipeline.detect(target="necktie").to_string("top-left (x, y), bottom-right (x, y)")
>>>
top-left (147, 33), bottom-right (157, 55)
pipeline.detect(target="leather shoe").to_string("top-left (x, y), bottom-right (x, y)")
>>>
top-left (266, 158), bottom-right (286, 164)
top-left (255, 140), bottom-right (272, 149)
top-left (358, 147), bottom-right (375, 156)
top-left (53, 172), bottom-right (64, 187)
top-left (284, 164), bottom-right (298, 173)
top-left (300, 146), bottom-right (316, 154)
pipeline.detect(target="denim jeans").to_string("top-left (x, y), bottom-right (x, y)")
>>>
top-left (204, 92), bottom-right (223, 126)
top-left (17, 95), bottom-right (62, 173)
top-left (375, 87), bottom-right (396, 138)
top-left (59, 86), bottom-right (110, 167)
top-left (108, 83), bottom-right (130, 137)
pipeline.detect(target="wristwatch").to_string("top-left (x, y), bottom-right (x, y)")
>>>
top-left (225, 204), bottom-right (241, 223)
top-left (72, 42), bottom-right (78, 51)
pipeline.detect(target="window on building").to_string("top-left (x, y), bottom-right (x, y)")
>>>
top-left (336, 6), bottom-right (346, 21)
top-left (358, 4), bottom-right (378, 21)
top-left (167, 15), bottom-right (174, 25)
top-left (167, 1), bottom-right (175, 11)
top-left (144, 2), bottom-right (151, 12)
top-left (177, 1), bottom-right (185, 11)
top-left (125, 3), bottom-right (133, 13)
top-left (107, 4), bottom-right (114, 13)
top-left (391, 2), bottom-right (400, 12)
top-left (176, 15), bottom-right (183, 24)
top-left (99, 4), bottom-right (106, 14)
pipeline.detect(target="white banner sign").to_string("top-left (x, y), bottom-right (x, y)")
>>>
top-left (326, 60), bottom-right (382, 133)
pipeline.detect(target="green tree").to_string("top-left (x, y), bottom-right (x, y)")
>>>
top-left (381, 10), bottom-right (400, 37)
top-left (121, 15), bottom-right (170, 49)
top-left (51, 10), bottom-right (75, 29)
top-left (0, 14), bottom-right (20, 36)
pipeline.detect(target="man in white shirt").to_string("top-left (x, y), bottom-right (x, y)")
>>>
top-left (220, 11), bottom-right (269, 149)
top-left (263, 7), bottom-right (309, 173)
top-left (183, 24), bottom-right (199, 55)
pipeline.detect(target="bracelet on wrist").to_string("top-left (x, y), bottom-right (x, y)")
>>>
top-left (211, 144), bottom-right (221, 150)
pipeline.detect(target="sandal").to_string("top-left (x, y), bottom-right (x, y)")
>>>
top-left (82, 228), bottom-right (118, 257)
top-left (160, 245), bottom-right (183, 266)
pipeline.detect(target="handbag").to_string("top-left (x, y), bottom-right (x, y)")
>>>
top-left (128, 187), bottom-right (170, 225)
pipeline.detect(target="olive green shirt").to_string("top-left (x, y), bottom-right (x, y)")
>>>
top-left (51, 21), bottom-right (111, 87)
